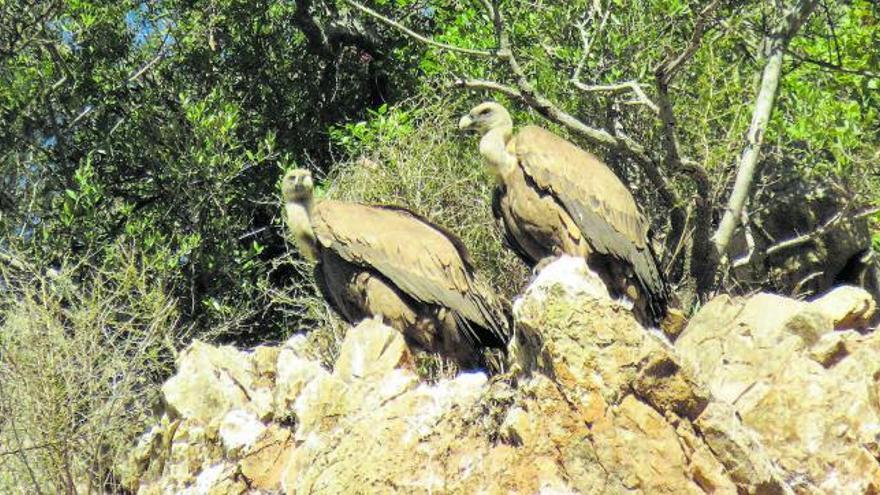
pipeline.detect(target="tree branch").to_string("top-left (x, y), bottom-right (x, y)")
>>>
top-left (652, 0), bottom-right (722, 177)
top-left (341, 0), bottom-right (493, 57)
top-left (450, 78), bottom-right (522, 99)
top-left (655, 0), bottom-right (724, 86)
top-left (765, 206), bottom-right (879, 257)
top-left (293, 0), bottom-right (387, 58)
top-left (571, 7), bottom-right (610, 86)
top-left (648, 1), bottom-right (721, 295)
top-left (785, 47), bottom-right (880, 79)
top-left (712, 0), bottom-right (820, 258)
top-left (293, 0), bottom-right (332, 56)
top-left (571, 80), bottom-right (659, 115)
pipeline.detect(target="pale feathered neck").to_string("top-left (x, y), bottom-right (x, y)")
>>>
top-left (285, 198), bottom-right (319, 262)
top-left (478, 125), bottom-right (516, 184)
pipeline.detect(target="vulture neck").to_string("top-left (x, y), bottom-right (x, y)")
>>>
top-left (285, 199), bottom-right (319, 262)
top-left (479, 126), bottom-right (516, 184)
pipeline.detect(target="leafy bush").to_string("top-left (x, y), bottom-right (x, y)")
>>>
top-left (326, 95), bottom-right (529, 298)
top-left (272, 95), bottom-right (528, 379)
top-left (0, 248), bottom-right (182, 493)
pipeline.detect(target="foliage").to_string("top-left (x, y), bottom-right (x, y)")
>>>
top-left (0, 0), bottom-right (878, 489)
top-left (0, 0), bottom-right (421, 344)
top-left (0, 248), bottom-right (182, 493)
top-left (326, 95), bottom-right (528, 297)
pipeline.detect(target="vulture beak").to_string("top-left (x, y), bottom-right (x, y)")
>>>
top-left (458, 114), bottom-right (474, 131)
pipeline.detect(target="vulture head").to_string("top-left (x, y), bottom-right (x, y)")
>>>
top-left (282, 168), bottom-right (318, 261)
top-left (459, 102), bottom-right (517, 183)
top-left (458, 102), bottom-right (513, 135)
top-left (282, 168), bottom-right (314, 203)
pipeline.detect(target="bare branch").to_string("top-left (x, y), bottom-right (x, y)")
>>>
top-left (653, 0), bottom-right (723, 174)
top-left (785, 47), bottom-right (880, 79)
top-left (450, 78), bottom-right (522, 99)
top-left (127, 49), bottom-right (166, 84)
top-left (731, 208), bottom-right (756, 268)
top-left (713, 0), bottom-right (820, 257)
top-left (341, 0), bottom-right (493, 57)
top-left (640, 2), bottom-right (722, 295)
top-left (572, 7), bottom-right (610, 84)
top-left (655, 0), bottom-right (724, 85)
top-left (765, 206), bottom-right (879, 257)
top-left (568, 5), bottom-right (658, 114)
top-left (792, 270), bottom-right (824, 298)
top-left (571, 80), bottom-right (659, 114)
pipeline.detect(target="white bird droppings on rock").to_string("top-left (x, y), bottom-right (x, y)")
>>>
top-left (218, 409), bottom-right (266, 453)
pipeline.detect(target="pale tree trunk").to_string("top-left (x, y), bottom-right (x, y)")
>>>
top-left (711, 0), bottom-right (819, 259)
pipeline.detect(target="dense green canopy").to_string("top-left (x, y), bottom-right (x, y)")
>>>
top-left (0, 0), bottom-right (877, 489)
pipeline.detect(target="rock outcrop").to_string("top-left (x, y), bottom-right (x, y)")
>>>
top-left (122, 256), bottom-right (880, 494)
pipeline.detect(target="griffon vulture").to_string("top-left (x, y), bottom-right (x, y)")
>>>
top-left (282, 168), bottom-right (511, 365)
top-left (458, 102), bottom-right (668, 325)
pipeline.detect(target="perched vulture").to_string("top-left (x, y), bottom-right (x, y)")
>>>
top-left (281, 168), bottom-right (511, 365)
top-left (458, 102), bottom-right (669, 325)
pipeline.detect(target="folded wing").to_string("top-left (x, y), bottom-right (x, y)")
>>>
top-left (312, 200), bottom-right (510, 347)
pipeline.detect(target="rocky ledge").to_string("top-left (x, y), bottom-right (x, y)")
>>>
top-left (121, 257), bottom-right (879, 494)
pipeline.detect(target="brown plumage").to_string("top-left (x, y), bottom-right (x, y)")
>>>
top-left (282, 169), bottom-right (511, 365)
top-left (459, 102), bottom-right (668, 324)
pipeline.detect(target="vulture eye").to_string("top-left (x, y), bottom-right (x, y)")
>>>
top-left (478, 108), bottom-right (491, 116)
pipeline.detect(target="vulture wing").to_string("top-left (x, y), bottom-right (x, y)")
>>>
top-left (513, 126), bottom-right (666, 305)
top-left (491, 187), bottom-right (532, 266)
top-left (312, 200), bottom-right (509, 346)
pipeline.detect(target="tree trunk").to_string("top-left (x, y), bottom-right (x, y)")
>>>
top-left (711, 0), bottom-right (819, 259)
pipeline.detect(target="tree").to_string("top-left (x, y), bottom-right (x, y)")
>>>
top-left (339, 0), bottom-right (879, 303)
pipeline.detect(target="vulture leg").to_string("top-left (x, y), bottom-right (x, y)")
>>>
top-left (319, 251), bottom-right (481, 364)
top-left (586, 254), bottom-right (659, 327)
top-left (316, 251), bottom-right (370, 324)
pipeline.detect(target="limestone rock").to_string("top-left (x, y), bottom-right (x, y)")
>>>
top-left (161, 341), bottom-right (255, 425)
top-left (218, 409), bottom-right (265, 454)
top-left (807, 331), bottom-right (849, 367)
top-left (239, 425), bottom-right (294, 491)
top-left (678, 288), bottom-right (880, 492)
top-left (333, 316), bottom-right (414, 382)
top-left (126, 257), bottom-right (880, 494)
top-left (809, 284), bottom-right (877, 330)
top-left (273, 347), bottom-right (328, 420)
top-left (515, 255), bottom-right (610, 309)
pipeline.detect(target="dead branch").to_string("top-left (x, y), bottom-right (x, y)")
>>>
top-left (341, 0), bottom-right (493, 57)
top-left (655, 0), bottom-right (725, 86)
top-left (570, 8), bottom-right (658, 114)
top-left (791, 270), bottom-right (823, 298)
top-left (785, 47), bottom-right (880, 79)
top-left (647, 2), bottom-right (722, 295)
top-left (450, 78), bottom-right (522, 100)
top-left (731, 207), bottom-right (756, 268)
top-left (765, 206), bottom-right (879, 257)
top-left (572, 80), bottom-right (659, 115)
top-left (653, 0), bottom-right (723, 170)
top-left (712, 0), bottom-right (820, 258)
top-left (571, 8), bottom-right (610, 85)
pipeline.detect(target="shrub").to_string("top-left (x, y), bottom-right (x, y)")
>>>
top-left (326, 95), bottom-right (529, 297)
top-left (0, 248), bottom-right (182, 493)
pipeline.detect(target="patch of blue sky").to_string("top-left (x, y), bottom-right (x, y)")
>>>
top-left (126, 4), bottom-right (173, 48)
top-left (43, 135), bottom-right (58, 150)
top-left (47, 18), bottom-right (81, 51)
